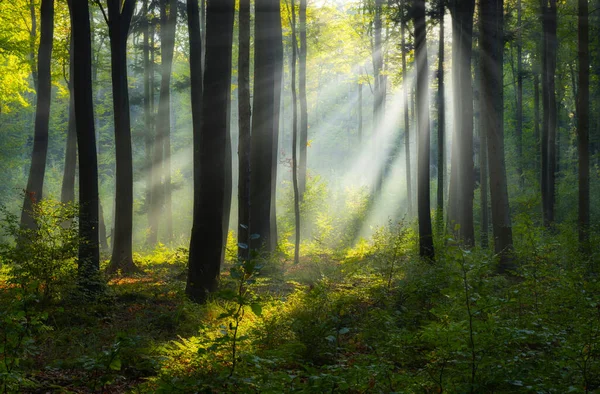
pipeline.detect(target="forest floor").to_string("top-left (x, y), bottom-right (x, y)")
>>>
top-left (2, 224), bottom-right (600, 393)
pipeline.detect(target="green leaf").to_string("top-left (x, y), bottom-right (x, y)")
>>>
top-left (250, 303), bottom-right (262, 317)
top-left (109, 357), bottom-right (121, 371)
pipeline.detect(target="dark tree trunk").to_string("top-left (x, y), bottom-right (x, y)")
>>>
top-left (516, 0), bottom-right (524, 187)
top-left (186, 0), bottom-right (235, 303)
top-left (436, 0), bottom-right (445, 233)
top-left (270, 2), bottom-right (283, 250)
top-left (401, 20), bottom-right (412, 217)
top-left (373, 0), bottom-right (384, 195)
top-left (541, 0), bottom-right (557, 227)
top-left (238, 0), bottom-right (251, 260)
top-left (69, 0), bottom-right (100, 288)
top-left (291, 0), bottom-right (300, 265)
top-left (534, 71), bottom-right (541, 179)
top-left (105, 0), bottom-right (139, 275)
top-left (298, 0), bottom-right (308, 201)
top-left (448, 0), bottom-right (475, 246)
top-left (474, 48), bottom-right (488, 248)
top-left (480, 0), bottom-right (514, 272)
top-left (250, 0), bottom-right (281, 252)
top-left (412, 0), bottom-right (434, 260)
top-left (577, 0), bottom-right (589, 247)
top-left (21, 0), bottom-right (54, 231)
top-left (62, 35), bottom-right (76, 205)
top-left (154, 0), bottom-right (177, 244)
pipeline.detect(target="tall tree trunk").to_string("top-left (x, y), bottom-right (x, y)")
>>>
top-left (143, 0), bottom-right (155, 246)
top-left (577, 0), bottom-right (589, 248)
top-left (516, 0), bottom-right (524, 187)
top-left (534, 71), bottom-right (541, 180)
top-left (62, 34), bottom-right (77, 205)
top-left (291, 0), bottom-right (301, 265)
top-left (541, 0), bottom-right (557, 227)
top-left (69, 0), bottom-right (100, 289)
top-left (480, 0), bottom-right (514, 271)
top-left (250, 0), bottom-right (281, 252)
top-left (413, 0), bottom-right (434, 260)
top-left (358, 83), bottom-right (363, 143)
top-left (298, 0), bottom-right (308, 201)
top-left (270, 2), bottom-right (283, 250)
top-left (448, 0), bottom-right (475, 246)
top-left (373, 0), bottom-right (384, 195)
top-left (401, 20), bottom-right (412, 217)
top-left (186, 0), bottom-right (234, 303)
top-left (436, 0), bottom-right (445, 233)
top-left (21, 0), bottom-right (54, 231)
top-left (474, 47), bottom-right (488, 248)
top-left (105, 0), bottom-right (139, 275)
top-left (238, 0), bottom-right (251, 260)
top-left (154, 0), bottom-right (177, 244)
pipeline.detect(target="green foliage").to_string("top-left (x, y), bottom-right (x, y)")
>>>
top-left (0, 200), bottom-right (78, 301)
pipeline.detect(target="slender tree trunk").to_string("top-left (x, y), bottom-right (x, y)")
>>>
top-left (474, 48), bottom-right (488, 248)
top-left (541, 0), bottom-right (557, 227)
top-left (21, 0), bottom-right (54, 232)
top-left (62, 34), bottom-right (77, 205)
top-left (105, 0), bottom-right (139, 275)
top-left (29, 0), bottom-right (38, 91)
top-left (186, 0), bottom-right (235, 303)
top-left (69, 0), bottom-right (100, 288)
top-left (298, 0), bottom-right (308, 201)
top-left (577, 0), bottom-right (589, 248)
top-left (516, 0), bottom-right (524, 187)
top-left (291, 0), bottom-right (301, 265)
top-left (534, 71), bottom-right (541, 180)
top-left (358, 83), bottom-right (363, 143)
top-left (436, 1), bottom-right (445, 233)
top-left (155, 0), bottom-right (177, 244)
top-left (413, 0), bottom-right (434, 260)
top-left (250, 0), bottom-right (281, 252)
top-left (270, 2), bottom-right (283, 250)
top-left (142, 0), bottom-right (155, 246)
top-left (238, 0), bottom-right (251, 260)
top-left (373, 0), bottom-right (384, 195)
top-left (401, 20), bottom-right (412, 217)
top-left (480, 0), bottom-right (514, 271)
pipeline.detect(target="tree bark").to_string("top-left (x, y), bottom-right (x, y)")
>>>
top-left (448, 0), bottom-right (475, 246)
top-left (480, 0), bottom-right (514, 271)
top-left (250, 0), bottom-right (281, 252)
top-left (105, 0), bottom-right (139, 275)
top-left (62, 34), bottom-right (77, 205)
top-left (298, 0), bottom-right (308, 201)
top-left (577, 0), bottom-right (589, 247)
top-left (516, 0), bottom-right (524, 187)
top-left (436, 0), bottom-right (445, 233)
top-left (186, 0), bottom-right (235, 303)
top-left (291, 0), bottom-right (301, 265)
top-left (412, 0), bottom-right (434, 260)
top-left (69, 0), bottom-right (100, 289)
top-left (541, 0), bottom-right (557, 227)
top-left (21, 0), bottom-right (54, 231)
top-left (238, 0), bottom-right (251, 260)
top-left (401, 19), bottom-right (412, 217)
top-left (143, 0), bottom-right (155, 246)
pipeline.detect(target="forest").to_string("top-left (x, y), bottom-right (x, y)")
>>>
top-left (0, 0), bottom-right (599, 392)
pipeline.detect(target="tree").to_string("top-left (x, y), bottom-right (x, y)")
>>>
top-left (447, 0), bottom-right (475, 246)
top-left (61, 35), bottom-right (77, 205)
top-left (372, 0), bottom-right (384, 195)
top-left (69, 0), bottom-right (100, 288)
top-left (540, 0), bottom-right (557, 227)
top-left (186, 0), bottom-right (235, 303)
top-left (515, 0), bottom-right (524, 187)
top-left (100, 0), bottom-right (139, 275)
top-left (480, 0), bottom-right (513, 271)
top-left (142, 0), bottom-right (155, 246)
top-left (250, 0), bottom-right (282, 252)
top-left (21, 0), bottom-right (54, 231)
top-left (151, 0), bottom-right (177, 244)
top-left (436, 0), bottom-right (445, 232)
top-left (237, 0), bottom-right (251, 261)
top-left (298, 0), bottom-right (308, 201)
top-left (412, 0), bottom-right (434, 260)
top-left (577, 0), bottom-right (589, 247)
top-left (401, 17), bottom-right (412, 216)
top-left (290, 0), bottom-right (301, 265)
